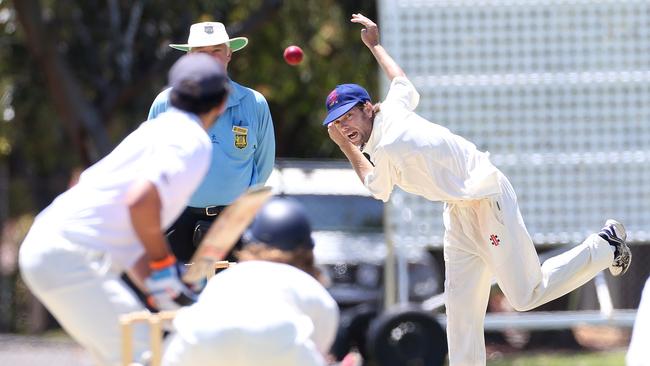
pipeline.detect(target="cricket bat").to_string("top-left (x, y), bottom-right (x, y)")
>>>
top-left (182, 185), bottom-right (273, 283)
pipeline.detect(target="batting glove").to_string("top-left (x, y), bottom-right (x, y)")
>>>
top-left (145, 254), bottom-right (197, 311)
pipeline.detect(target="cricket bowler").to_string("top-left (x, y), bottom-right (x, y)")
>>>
top-left (324, 13), bottom-right (632, 366)
top-left (18, 53), bottom-right (229, 366)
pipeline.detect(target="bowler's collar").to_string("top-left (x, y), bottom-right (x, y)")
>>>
top-left (362, 111), bottom-right (384, 155)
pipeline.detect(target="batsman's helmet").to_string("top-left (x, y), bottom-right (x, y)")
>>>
top-left (242, 197), bottom-right (315, 251)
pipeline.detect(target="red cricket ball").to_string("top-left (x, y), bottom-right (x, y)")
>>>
top-left (283, 45), bottom-right (304, 66)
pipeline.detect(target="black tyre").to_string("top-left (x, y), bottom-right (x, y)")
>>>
top-left (330, 302), bottom-right (378, 361)
top-left (365, 305), bottom-right (447, 366)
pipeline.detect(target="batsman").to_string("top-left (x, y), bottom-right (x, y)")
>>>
top-left (18, 53), bottom-right (229, 366)
top-left (324, 13), bottom-right (632, 366)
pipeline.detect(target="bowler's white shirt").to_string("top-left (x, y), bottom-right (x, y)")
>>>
top-left (362, 77), bottom-right (500, 202)
top-left (37, 108), bottom-right (212, 269)
top-left (167, 261), bottom-right (339, 365)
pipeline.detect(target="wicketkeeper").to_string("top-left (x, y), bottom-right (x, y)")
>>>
top-left (162, 197), bottom-right (339, 366)
top-left (324, 13), bottom-right (632, 366)
top-left (19, 53), bottom-right (229, 366)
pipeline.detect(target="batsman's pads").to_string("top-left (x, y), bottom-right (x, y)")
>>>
top-left (145, 255), bottom-right (199, 311)
top-left (365, 305), bottom-right (447, 366)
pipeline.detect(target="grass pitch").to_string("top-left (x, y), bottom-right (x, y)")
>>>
top-left (487, 349), bottom-right (626, 366)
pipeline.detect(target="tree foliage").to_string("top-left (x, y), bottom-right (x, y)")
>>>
top-left (0, 0), bottom-right (378, 214)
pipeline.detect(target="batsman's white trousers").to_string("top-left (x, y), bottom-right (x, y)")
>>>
top-left (626, 276), bottom-right (650, 366)
top-left (443, 172), bottom-right (614, 366)
top-left (19, 221), bottom-right (150, 366)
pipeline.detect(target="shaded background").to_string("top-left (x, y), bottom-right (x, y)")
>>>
top-left (0, 0), bottom-right (378, 216)
top-left (0, 0), bottom-right (380, 334)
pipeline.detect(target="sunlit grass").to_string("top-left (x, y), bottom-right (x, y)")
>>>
top-left (487, 350), bottom-right (626, 366)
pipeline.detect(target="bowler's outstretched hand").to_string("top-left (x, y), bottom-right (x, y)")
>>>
top-left (351, 13), bottom-right (379, 48)
top-left (350, 13), bottom-right (405, 81)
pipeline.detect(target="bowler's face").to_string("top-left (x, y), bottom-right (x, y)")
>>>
top-left (190, 44), bottom-right (232, 69)
top-left (333, 104), bottom-right (373, 146)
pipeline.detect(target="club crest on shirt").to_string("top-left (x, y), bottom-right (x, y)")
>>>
top-left (233, 126), bottom-right (248, 149)
top-left (489, 234), bottom-right (500, 247)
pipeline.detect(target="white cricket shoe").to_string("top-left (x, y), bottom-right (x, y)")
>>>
top-left (598, 219), bottom-right (631, 276)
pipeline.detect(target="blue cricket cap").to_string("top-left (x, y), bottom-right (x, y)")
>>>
top-left (168, 53), bottom-right (228, 102)
top-left (322, 83), bottom-right (371, 126)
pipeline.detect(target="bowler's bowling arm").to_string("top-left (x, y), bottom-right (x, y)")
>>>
top-left (367, 44), bottom-right (405, 82)
top-left (352, 13), bottom-right (405, 81)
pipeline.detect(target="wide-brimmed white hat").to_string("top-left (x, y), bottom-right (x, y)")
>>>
top-left (169, 22), bottom-right (248, 52)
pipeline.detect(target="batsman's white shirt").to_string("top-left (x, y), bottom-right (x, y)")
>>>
top-left (362, 77), bottom-right (500, 202)
top-left (162, 261), bottom-right (339, 366)
top-left (19, 107), bottom-right (212, 366)
top-left (36, 107), bottom-right (212, 270)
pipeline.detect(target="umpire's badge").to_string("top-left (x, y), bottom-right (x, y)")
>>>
top-left (233, 126), bottom-right (248, 149)
top-left (204, 25), bottom-right (214, 34)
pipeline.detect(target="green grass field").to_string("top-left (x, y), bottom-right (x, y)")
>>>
top-left (487, 350), bottom-right (626, 366)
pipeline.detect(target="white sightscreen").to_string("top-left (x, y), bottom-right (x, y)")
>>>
top-left (379, 0), bottom-right (650, 247)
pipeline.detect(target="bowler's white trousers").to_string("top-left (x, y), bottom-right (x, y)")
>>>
top-left (443, 172), bottom-right (614, 366)
top-left (18, 221), bottom-right (150, 366)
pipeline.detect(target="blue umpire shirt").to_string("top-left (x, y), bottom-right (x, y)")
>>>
top-left (148, 79), bottom-right (276, 207)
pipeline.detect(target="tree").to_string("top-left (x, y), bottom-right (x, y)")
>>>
top-left (0, 0), bottom-right (379, 333)
top-left (2, 0), bottom-right (377, 214)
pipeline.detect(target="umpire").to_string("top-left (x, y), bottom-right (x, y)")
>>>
top-left (19, 53), bottom-right (230, 366)
top-left (148, 22), bottom-right (276, 263)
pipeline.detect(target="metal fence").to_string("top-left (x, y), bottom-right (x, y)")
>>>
top-left (379, 0), bottom-right (650, 247)
top-left (377, 0), bottom-right (650, 321)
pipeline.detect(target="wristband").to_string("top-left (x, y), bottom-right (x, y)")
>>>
top-left (149, 254), bottom-right (176, 271)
